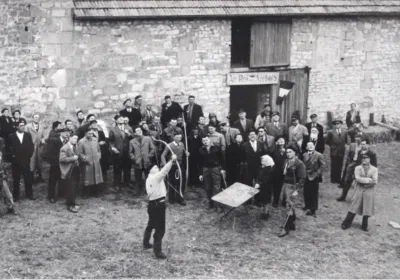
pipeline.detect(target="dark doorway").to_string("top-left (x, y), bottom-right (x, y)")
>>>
top-left (229, 85), bottom-right (272, 124)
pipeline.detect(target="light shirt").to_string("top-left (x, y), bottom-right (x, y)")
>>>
top-left (127, 108), bottom-right (132, 113)
top-left (337, 129), bottom-right (341, 135)
top-left (250, 140), bottom-right (257, 152)
top-left (16, 131), bottom-right (24, 143)
top-left (274, 121), bottom-right (279, 128)
top-left (146, 161), bottom-right (173, 201)
top-left (240, 119), bottom-right (246, 130)
top-left (33, 122), bottom-right (39, 131)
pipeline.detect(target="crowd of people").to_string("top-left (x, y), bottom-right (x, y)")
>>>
top-left (0, 97), bottom-right (379, 259)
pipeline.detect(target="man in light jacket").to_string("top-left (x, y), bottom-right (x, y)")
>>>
top-left (59, 134), bottom-right (80, 213)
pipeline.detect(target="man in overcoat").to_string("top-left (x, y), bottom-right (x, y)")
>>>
top-left (8, 119), bottom-right (34, 201)
top-left (325, 118), bottom-right (349, 184)
top-left (233, 109), bottom-right (254, 142)
top-left (243, 131), bottom-right (266, 190)
top-left (341, 154), bottom-right (378, 231)
top-left (25, 113), bottom-right (46, 183)
top-left (265, 111), bottom-right (288, 141)
top-left (129, 126), bottom-right (155, 195)
top-left (183, 95), bottom-right (204, 133)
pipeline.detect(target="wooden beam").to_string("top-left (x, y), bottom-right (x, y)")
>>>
top-left (375, 121), bottom-right (400, 131)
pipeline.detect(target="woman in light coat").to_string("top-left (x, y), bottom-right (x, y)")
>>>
top-left (341, 154), bottom-right (378, 231)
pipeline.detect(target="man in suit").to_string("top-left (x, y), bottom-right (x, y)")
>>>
top-left (129, 126), bottom-right (155, 195)
top-left (243, 131), bottom-right (266, 189)
top-left (120, 98), bottom-right (143, 128)
top-left (1, 108), bottom-right (15, 162)
top-left (271, 136), bottom-right (287, 208)
top-left (288, 114), bottom-right (309, 152)
top-left (233, 109), bottom-right (254, 142)
top-left (25, 113), bottom-right (46, 183)
top-left (8, 119), bottom-right (34, 201)
top-left (187, 127), bottom-right (203, 188)
top-left (183, 95), bottom-right (204, 133)
top-left (265, 111), bottom-right (288, 141)
top-left (161, 95), bottom-right (183, 128)
top-left (345, 103), bottom-right (361, 128)
top-left (219, 122), bottom-right (240, 148)
top-left (148, 115), bottom-right (164, 164)
top-left (325, 118), bottom-right (349, 184)
top-left (109, 115), bottom-right (134, 189)
top-left (303, 141), bottom-right (326, 217)
top-left (142, 104), bottom-right (156, 125)
top-left (257, 127), bottom-right (275, 155)
top-left (59, 133), bottom-right (80, 213)
top-left (47, 128), bottom-right (70, 203)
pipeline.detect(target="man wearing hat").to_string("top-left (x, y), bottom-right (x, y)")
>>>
top-left (288, 113), bottom-right (308, 153)
top-left (233, 109), bottom-right (254, 142)
top-left (120, 98), bottom-right (143, 128)
top-left (337, 136), bottom-right (377, 202)
top-left (160, 95), bottom-right (183, 128)
top-left (325, 118), bottom-right (349, 184)
top-left (265, 111), bottom-right (288, 141)
top-left (341, 153), bottom-right (378, 232)
top-left (254, 103), bottom-right (272, 130)
top-left (25, 113), bottom-right (46, 183)
top-left (47, 127), bottom-right (70, 203)
top-left (220, 121), bottom-right (240, 148)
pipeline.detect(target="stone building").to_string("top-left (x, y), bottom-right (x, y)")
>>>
top-left (1, 0), bottom-right (400, 128)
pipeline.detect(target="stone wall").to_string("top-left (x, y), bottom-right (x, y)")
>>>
top-left (291, 17), bottom-right (400, 127)
top-left (0, 0), bottom-right (231, 126)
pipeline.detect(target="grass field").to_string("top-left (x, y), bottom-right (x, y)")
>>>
top-left (1, 142), bottom-right (400, 278)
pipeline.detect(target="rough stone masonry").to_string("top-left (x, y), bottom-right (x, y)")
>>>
top-left (1, 0), bottom-right (400, 128)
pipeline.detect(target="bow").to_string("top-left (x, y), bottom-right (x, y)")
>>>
top-left (151, 137), bottom-right (183, 199)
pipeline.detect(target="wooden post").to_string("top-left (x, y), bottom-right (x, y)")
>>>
top-left (327, 111), bottom-right (333, 129)
top-left (369, 113), bottom-right (375, 126)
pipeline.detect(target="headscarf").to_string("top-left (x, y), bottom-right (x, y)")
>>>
top-left (261, 155), bottom-right (275, 167)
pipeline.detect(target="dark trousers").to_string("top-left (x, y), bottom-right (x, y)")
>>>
top-left (331, 155), bottom-right (344, 183)
top-left (245, 166), bottom-right (258, 187)
top-left (188, 155), bottom-right (201, 186)
top-left (304, 178), bottom-right (319, 212)
top-left (272, 172), bottom-right (284, 205)
top-left (113, 156), bottom-right (131, 186)
top-left (64, 166), bottom-right (80, 207)
top-left (203, 167), bottom-right (221, 202)
top-left (12, 162), bottom-right (32, 199)
top-left (48, 164), bottom-right (62, 200)
top-left (227, 164), bottom-right (245, 186)
top-left (134, 166), bottom-right (151, 191)
top-left (143, 199), bottom-right (166, 253)
top-left (167, 165), bottom-right (186, 202)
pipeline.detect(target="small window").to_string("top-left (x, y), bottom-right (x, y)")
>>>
top-left (250, 20), bottom-right (292, 68)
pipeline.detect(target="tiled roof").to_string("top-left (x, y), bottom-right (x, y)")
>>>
top-left (73, 0), bottom-right (400, 19)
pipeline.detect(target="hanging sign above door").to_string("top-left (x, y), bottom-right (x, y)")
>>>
top-left (227, 72), bottom-right (279, 86)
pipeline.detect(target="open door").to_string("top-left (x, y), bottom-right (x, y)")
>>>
top-left (271, 68), bottom-right (310, 124)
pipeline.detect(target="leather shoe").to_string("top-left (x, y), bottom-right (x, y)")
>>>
top-left (28, 196), bottom-right (36, 201)
top-left (49, 198), bottom-right (56, 203)
top-left (155, 252), bottom-right (167, 259)
top-left (336, 196), bottom-right (345, 202)
top-left (278, 229), bottom-right (289, 238)
top-left (178, 200), bottom-right (187, 206)
top-left (341, 223), bottom-right (350, 230)
top-left (67, 205), bottom-right (79, 213)
top-left (143, 243), bottom-right (153, 249)
top-left (7, 207), bottom-right (16, 215)
top-left (272, 203), bottom-right (278, 208)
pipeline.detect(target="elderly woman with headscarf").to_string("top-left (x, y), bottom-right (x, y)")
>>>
top-left (302, 126), bottom-right (325, 154)
top-left (254, 154), bottom-right (275, 220)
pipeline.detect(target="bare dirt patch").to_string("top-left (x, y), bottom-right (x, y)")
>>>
top-left (1, 142), bottom-right (400, 278)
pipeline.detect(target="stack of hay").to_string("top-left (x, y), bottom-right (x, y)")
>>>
top-left (364, 126), bottom-right (395, 144)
